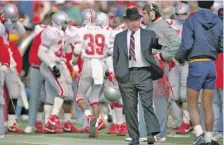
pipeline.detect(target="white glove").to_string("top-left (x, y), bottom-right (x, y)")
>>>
top-left (0, 65), bottom-right (9, 73)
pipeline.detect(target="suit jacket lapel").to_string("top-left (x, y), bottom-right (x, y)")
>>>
top-left (140, 28), bottom-right (146, 52)
top-left (123, 30), bottom-right (128, 56)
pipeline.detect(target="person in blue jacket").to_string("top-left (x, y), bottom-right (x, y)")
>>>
top-left (175, 1), bottom-right (223, 145)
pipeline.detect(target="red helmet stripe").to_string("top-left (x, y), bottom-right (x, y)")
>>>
top-left (179, 3), bottom-right (182, 11)
top-left (88, 8), bottom-right (93, 23)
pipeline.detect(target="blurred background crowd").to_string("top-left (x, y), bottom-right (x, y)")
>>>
top-left (1, 0), bottom-right (223, 43)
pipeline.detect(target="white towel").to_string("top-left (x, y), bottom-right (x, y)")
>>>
top-left (91, 59), bottom-right (104, 85)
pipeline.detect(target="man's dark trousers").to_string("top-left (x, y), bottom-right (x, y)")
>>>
top-left (118, 67), bottom-right (160, 138)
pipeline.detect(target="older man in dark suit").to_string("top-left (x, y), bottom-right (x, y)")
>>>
top-left (113, 7), bottom-right (164, 145)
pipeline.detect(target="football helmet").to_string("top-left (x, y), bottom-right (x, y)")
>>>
top-left (81, 8), bottom-right (97, 26)
top-left (95, 12), bottom-right (109, 28)
top-left (104, 79), bottom-right (121, 102)
top-left (1, 3), bottom-right (19, 23)
top-left (51, 11), bottom-right (71, 31)
top-left (175, 3), bottom-right (190, 24)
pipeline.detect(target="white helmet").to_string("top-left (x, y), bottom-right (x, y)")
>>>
top-left (175, 3), bottom-right (190, 23)
top-left (81, 8), bottom-right (97, 26)
top-left (51, 11), bottom-right (71, 31)
top-left (95, 12), bottom-right (109, 28)
top-left (1, 3), bottom-right (19, 23)
top-left (104, 86), bottom-right (121, 102)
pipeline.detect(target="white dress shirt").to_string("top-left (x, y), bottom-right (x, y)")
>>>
top-left (127, 28), bottom-right (149, 68)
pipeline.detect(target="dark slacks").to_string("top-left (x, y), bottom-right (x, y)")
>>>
top-left (118, 67), bottom-right (160, 138)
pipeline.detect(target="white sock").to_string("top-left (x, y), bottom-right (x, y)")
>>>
top-left (182, 109), bottom-right (190, 124)
top-left (95, 118), bottom-right (99, 127)
top-left (205, 132), bottom-right (213, 143)
top-left (8, 115), bottom-right (17, 127)
top-left (44, 104), bottom-right (53, 124)
top-left (36, 112), bottom-right (43, 122)
top-left (114, 107), bottom-right (124, 124)
top-left (111, 109), bottom-right (117, 124)
top-left (194, 125), bottom-right (204, 137)
top-left (63, 113), bottom-right (71, 122)
top-left (84, 109), bottom-right (92, 118)
top-left (51, 97), bottom-right (64, 116)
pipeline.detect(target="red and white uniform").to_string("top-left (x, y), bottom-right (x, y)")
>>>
top-left (38, 26), bottom-right (73, 101)
top-left (166, 19), bottom-right (190, 133)
top-left (66, 24), bottom-right (113, 106)
top-left (0, 21), bottom-right (26, 133)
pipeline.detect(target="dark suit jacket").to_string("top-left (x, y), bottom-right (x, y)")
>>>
top-left (113, 28), bottom-right (163, 83)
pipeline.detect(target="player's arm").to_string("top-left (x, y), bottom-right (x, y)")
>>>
top-left (4, 20), bottom-right (26, 37)
top-left (38, 29), bottom-right (60, 69)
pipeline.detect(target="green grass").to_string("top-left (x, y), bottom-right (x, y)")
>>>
top-left (0, 121), bottom-right (223, 145)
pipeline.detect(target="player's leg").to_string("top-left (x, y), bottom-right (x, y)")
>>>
top-left (40, 63), bottom-right (68, 128)
top-left (25, 66), bottom-right (44, 133)
top-left (76, 61), bottom-right (98, 137)
top-left (202, 61), bottom-right (217, 144)
top-left (168, 66), bottom-right (182, 129)
top-left (5, 70), bottom-right (23, 133)
top-left (0, 103), bottom-right (4, 138)
top-left (43, 80), bottom-right (63, 134)
top-left (187, 61), bottom-right (215, 144)
top-left (153, 96), bottom-right (167, 142)
top-left (0, 72), bottom-right (6, 137)
top-left (63, 82), bottom-right (79, 133)
top-left (176, 64), bottom-right (191, 134)
top-left (212, 89), bottom-right (221, 138)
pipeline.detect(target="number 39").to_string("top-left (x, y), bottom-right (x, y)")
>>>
top-left (84, 34), bottom-right (105, 55)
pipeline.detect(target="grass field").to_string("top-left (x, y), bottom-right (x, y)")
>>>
top-left (0, 126), bottom-right (223, 145)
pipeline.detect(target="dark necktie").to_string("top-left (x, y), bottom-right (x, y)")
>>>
top-left (129, 31), bottom-right (136, 61)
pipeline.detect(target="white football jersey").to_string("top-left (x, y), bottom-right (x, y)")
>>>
top-left (38, 26), bottom-right (65, 68)
top-left (165, 19), bottom-right (183, 38)
top-left (67, 25), bottom-right (113, 59)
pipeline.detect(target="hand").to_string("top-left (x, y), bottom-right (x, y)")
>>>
top-left (52, 66), bottom-right (61, 78)
top-left (154, 53), bottom-right (162, 61)
top-left (0, 14), bottom-right (7, 23)
top-left (108, 72), bottom-right (114, 81)
top-left (173, 57), bottom-right (185, 66)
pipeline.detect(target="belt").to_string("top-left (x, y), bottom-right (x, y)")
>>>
top-left (129, 67), bottom-right (149, 71)
top-left (188, 58), bottom-right (212, 63)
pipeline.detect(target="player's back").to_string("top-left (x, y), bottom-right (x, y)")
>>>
top-left (79, 25), bottom-right (111, 59)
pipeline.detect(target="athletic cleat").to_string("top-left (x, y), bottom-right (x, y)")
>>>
top-left (154, 136), bottom-right (166, 142)
top-left (47, 115), bottom-right (63, 128)
top-left (35, 121), bottom-right (43, 133)
top-left (8, 123), bottom-right (23, 133)
top-left (44, 124), bottom-right (64, 134)
top-left (88, 115), bottom-right (98, 137)
top-left (193, 134), bottom-right (205, 145)
top-left (24, 126), bottom-right (35, 134)
top-left (176, 122), bottom-right (192, 134)
top-left (0, 135), bottom-right (4, 139)
top-left (107, 123), bottom-right (118, 134)
top-left (117, 123), bottom-right (128, 136)
top-left (64, 121), bottom-right (79, 132)
top-left (97, 119), bottom-right (106, 130)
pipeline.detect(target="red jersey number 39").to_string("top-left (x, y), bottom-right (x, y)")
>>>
top-left (84, 33), bottom-right (105, 56)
